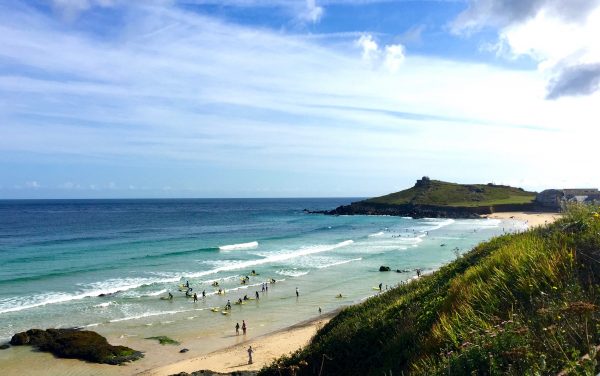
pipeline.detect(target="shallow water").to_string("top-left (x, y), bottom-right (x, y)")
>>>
top-left (0, 198), bottom-right (525, 374)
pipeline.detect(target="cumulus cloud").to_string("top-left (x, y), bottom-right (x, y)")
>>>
top-left (25, 181), bottom-right (40, 188)
top-left (453, 0), bottom-right (600, 99)
top-left (355, 34), bottom-right (405, 72)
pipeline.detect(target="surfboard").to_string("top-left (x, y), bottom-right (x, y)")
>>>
top-left (210, 308), bottom-right (219, 312)
top-left (372, 287), bottom-right (381, 290)
top-left (221, 311), bottom-right (229, 315)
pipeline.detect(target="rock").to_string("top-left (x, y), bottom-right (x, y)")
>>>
top-left (379, 266), bottom-right (391, 272)
top-left (0, 344), bottom-right (9, 350)
top-left (180, 348), bottom-right (189, 353)
top-left (396, 269), bottom-right (410, 273)
top-left (9, 328), bottom-right (143, 365)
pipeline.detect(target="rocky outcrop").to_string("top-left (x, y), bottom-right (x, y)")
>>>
top-left (10, 328), bottom-right (143, 365)
top-left (310, 202), bottom-right (538, 219)
top-left (379, 266), bottom-right (391, 272)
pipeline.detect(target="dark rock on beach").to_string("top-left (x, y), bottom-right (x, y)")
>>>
top-left (379, 266), bottom-right (391, 272)
top-left (10, 328), bottom-right (143, 365)
top-left (0, 344), bottom-right (9, 350)
top-left (180, 348), bottom-right (189, 353)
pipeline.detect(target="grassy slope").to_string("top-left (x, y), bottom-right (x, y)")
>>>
top-left (363, 180), bottom-right (536, 207)
top-left (260, 205), bottom-right (600, 376)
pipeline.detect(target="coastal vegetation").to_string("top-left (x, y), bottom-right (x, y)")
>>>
top-left (260, 205), bottom-right (600, 375)
top-left (9, 328), bottom-right (143, 365)
top-left (365, 177), bottom-right (536, 207)
top-left (146, 335), bottom-right (181, 345)
top-left (322, 177), bottom-right (538, 218)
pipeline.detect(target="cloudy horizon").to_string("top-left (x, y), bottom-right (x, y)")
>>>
top-left (1, 0), bottom-right (599, 199)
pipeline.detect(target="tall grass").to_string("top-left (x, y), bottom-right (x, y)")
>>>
top-left (259, 205), bottom-right (600, 376)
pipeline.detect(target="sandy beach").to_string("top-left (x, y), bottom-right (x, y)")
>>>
top-left (483, 211), bottom-right (562, 228)
top-left (140, 313), bottom-right (333, 375)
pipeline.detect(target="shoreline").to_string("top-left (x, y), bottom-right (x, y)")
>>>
top-left (483, 211), bottom-right (562, 228)
top-left (1, 214), bottom-right (558, 376)
top-left (139, 310), bottom-right (339, 375)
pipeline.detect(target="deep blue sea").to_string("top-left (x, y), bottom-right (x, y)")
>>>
top-left (0, 198), bottom-right (523, 347)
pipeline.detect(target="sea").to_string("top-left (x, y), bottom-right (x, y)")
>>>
top-left (0, 198), bottom-right (525, 372)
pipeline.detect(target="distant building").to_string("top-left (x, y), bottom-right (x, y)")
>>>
top-left (536, 188), bottom-right (600, 209)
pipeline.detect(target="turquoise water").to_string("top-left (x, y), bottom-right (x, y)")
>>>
top-left (0, 199), bottom-right (524, 345)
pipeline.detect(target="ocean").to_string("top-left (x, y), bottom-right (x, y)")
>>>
top-left (0, 198), bottom-right (524, 367)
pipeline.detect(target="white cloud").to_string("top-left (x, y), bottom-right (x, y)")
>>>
top-left (25, 181), bottom-right (40, 188)
top-left (383, 44), bottom-right (405, 73)
top-left (356, 34), bottom-right (379, 61)
top-left (453, 0), bottom-right (600, 99)
top-left (301, 0), bottom-right (324, 23)
top-left (356, 34), bottom-right (405, 72)
top-left (0, 2), bottom-right (598, 193)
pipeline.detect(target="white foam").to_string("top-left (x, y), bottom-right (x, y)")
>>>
top-left (219, 241), bottom-right (258, 251)
top-left (0, 240), bottom-right (353, 315)
top-left (421, 218), bottom-right (455, 231)
top-left (185, 240), bottom-right (354, 279)
top-left (275, 269), bottom-right (310, 277)
top-left (0, 277), bottom-right (178, 315)
top-left (109, 308), bottom-right (190, 323)
top-left (317, 257), bottom-right (362, 269)
top-left (93, 301), bottom-right (114, 308)
top-left (368, 231), bottom-right (385, 237)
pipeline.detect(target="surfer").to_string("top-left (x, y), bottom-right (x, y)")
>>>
top-left (238, 298), bottom-right (243, 304)
top-left (416, 268), bottom-right (421, 277)
top-left (261, 283), bottom-right (265, 292)
top-left (202, 290), bottom-right (206, 298)
top-left (242, 320), bottom-right (247, 335)
top-left (243, 295), bottom-right (249, 301)
top-left (212, 281), bottom-right (219, 287)
top-left (270, 278), bottom-right (276, 284)
top-left (235, 322), bottom-right (240, 335)
top-left (186, 288), bottom-right (192, 297)
top-left (251, 269), bottom-right (257, 275)
top-left (193, 292), bottom-right (198, 302)
top-left (378, 283), bottom-right (382, 291)
top-left (185, 280), bottom-right (189, 288)
top-left (241, 279), bottom-right (246, 285)
top-left (226, 300), bottom-right (231, 310)
top-left (296, 287), bottom-right (299, 297)
top-left (336, 293), bottom-right (343, 298)
top-left (318, 307), bottom-right (322, 314)
top-left (255, 291), bottom-right (259, 299)
top-left (168, 292), bottom-right (173, 300)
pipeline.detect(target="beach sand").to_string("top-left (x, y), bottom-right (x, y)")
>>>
top-left (140, 314), bottom-right (333, 376)
top-left (483, 211), bottom-right (562, 228)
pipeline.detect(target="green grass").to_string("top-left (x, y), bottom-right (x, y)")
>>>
top-left (364, 179), bottom-right (536, 207)
top-left (259, 204), bottom-right (600, 376)
top-left (144, 336), bottom-right (180, 345)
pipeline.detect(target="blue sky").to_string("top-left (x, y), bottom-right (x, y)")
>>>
top-left (1, 0), bottom-right (599, 198)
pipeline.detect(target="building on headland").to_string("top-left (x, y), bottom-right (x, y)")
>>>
top-left (536, 188), bottom-right (600, 210)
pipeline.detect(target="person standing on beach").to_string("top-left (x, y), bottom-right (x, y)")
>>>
top-left (255, 291), bottom-right (259, 300)
top-left (247, 346), bottom-right (253, 364)
top-left (318, 307), bottom-right (322, 314)
top-left (378, 283), bottom-right (382, 291)
top-left (242, 320), bottom-right (247, 335)
top-left (235, 322), bottom-right (240, 335)
top-left (193, 292), bottom-right (198, 302)
top-left (296, 287), bottom-right (299, 297)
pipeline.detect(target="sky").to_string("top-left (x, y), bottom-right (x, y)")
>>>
top-left (0, 0), bottom-right (599, 199)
